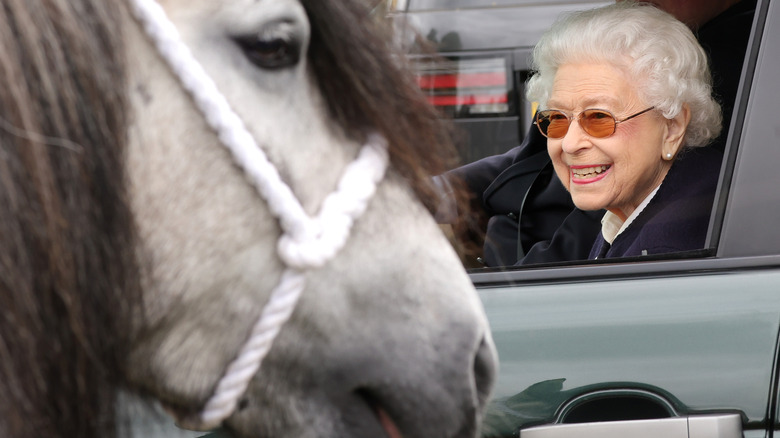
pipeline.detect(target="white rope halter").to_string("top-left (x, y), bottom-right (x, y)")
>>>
top-left (129, 0), bottom-right (389, 430)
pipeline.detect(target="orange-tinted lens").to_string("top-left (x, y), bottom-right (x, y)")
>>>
top-left (536, 110), bottom-right (570, 139)
top-left (580, 109), bottom-right (617, 137)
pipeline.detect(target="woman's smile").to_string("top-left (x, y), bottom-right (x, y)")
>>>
top-left (570, 164), bottom-right (612, 184)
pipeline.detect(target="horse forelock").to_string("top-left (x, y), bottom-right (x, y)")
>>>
top-left (301, 0), bottom-right (483, 259)
top-left (301, 0), bottom-right (460, 209)
top-left (0, 1), bottom-right (139, 437)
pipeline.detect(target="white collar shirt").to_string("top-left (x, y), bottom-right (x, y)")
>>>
top-left (600, 184), bottom-right (662, 245)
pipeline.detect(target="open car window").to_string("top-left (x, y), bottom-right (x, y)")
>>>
top-left (398, 0), bottom-right (760, 270)
top-left (447, 0), bottom-right (762, 272)
top-left (467, 0), bottom-right (776, 278)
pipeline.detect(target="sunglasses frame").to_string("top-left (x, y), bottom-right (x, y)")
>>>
top-left (535, 106), bottom-right (656, 139)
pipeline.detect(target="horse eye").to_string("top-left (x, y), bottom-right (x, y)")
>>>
top-left (234, 31), bottom-right (300, 70)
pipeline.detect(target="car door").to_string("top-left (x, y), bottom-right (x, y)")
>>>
top-left (472, 1), bottom-right (780, 437)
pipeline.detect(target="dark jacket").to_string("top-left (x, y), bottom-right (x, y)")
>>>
top-left (448, 126), bottom-right (603, 267)
top-left (589, 147), bottom-right (723, 259)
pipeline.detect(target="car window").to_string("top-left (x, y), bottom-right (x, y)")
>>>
top-left (401, 0), bottom-right (760, 269)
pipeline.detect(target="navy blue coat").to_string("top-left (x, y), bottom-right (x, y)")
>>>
top-left (447, 127), bottom-right (603, 266)
top-left (589, 147), bottom-right (723, 259)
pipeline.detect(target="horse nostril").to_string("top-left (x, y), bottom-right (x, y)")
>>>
top-left (473, 335), bottom-right (497, 409)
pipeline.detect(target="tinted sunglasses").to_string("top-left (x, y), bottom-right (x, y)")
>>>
top-left (535, 107), bottom-right (655, 139)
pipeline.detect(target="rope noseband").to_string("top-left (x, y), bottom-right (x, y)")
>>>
top-left (129, 0), bottom-right (389, 430)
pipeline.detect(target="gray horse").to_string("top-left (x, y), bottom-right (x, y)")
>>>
top-left (0, 0), bottom-right (496, 437)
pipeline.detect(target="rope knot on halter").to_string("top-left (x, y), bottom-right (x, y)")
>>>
top-left (278, 135), bottom-right (388, 269)
top-left (130, 0), bottom-right (389, 430)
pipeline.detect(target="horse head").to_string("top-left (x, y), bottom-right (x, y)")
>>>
top-left (0, 0), bottom-right (497, 437)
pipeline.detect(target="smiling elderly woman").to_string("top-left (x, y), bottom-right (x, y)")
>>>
top-left (527, 1), bottom-right (723, 259)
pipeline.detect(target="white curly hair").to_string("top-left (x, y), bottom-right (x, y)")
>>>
top-left (526, 1), bottom-right (722, 147)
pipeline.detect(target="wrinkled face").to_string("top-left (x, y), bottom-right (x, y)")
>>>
top-left (546, 62), bottom-right (677, 220)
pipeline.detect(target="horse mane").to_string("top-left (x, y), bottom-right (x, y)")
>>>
top-left (301, 1), bottom-right (481, 260)
top-left (0, 1), bottom-right (139, 437)
top-left (301, 0), bottom-right (461, 205)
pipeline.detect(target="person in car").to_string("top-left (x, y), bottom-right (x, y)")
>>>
top-left (434, 0), bottom-right (755, 266)
top-left (527, 1), bottom-right (722, 259)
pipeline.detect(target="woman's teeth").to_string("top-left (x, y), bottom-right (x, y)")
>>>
top-left (572, 165), bottom-right (609, 178)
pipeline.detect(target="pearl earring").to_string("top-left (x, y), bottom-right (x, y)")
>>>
top-left (666, 153), bottom-right (672, 159)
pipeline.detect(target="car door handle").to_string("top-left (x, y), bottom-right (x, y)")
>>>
top-left (520, 413), bottom-right (741, 438)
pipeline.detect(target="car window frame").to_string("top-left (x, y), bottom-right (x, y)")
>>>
top-left (469, 0), bottom-right (775, 287)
